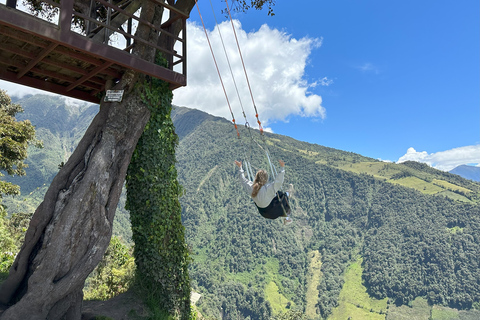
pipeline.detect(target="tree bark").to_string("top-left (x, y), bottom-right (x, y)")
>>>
top-left (0, 1), bottom-right (195, 318)
top-left (0, 70), bottom-right (150, 319)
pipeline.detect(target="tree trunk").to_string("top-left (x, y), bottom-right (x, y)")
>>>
top-left (0, 0), bottom-right (195, 318)
top-left (0, 70), bottom-right (150, 320)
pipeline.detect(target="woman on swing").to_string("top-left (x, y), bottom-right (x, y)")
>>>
top-left (234, 159), bottom-right (293, 225)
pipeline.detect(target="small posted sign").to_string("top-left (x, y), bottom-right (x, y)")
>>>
top-left (104, 90), bottom-right (124, 102)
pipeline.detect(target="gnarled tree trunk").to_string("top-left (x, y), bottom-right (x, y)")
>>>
top-left (0, 0), bottom-right (195, 318)
top-left (0, 72), bottom-right (151, 319)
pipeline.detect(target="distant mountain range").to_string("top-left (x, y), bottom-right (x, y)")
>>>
top-left (450, 165), bottom-right (480, 182)
top-left (4, 94), bottom-right (480, 320)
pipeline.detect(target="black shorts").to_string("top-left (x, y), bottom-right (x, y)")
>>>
top-left (255, 191), bottom-right (291, 220)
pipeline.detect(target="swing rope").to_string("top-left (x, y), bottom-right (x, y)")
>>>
top-left (197, 0), bottom-right (262, 180)
top-left (196, 1), bottom-right (289, 218)
top-left (196, 0), bottom-right (280, 193)
top-left (224, 0), bottom-right (264, 134)
top-left (208, 0), bottom-right (249, 124)
top-left (224, 0), bottom-right (278, 179)
top-left (194, 0), bottom-right (240, 139)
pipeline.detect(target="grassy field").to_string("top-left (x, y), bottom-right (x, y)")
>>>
top-left (386, 297), bottom-right (430, 320)
top-left (257, 258), bottom-right (295, 316)
top-left (337, 162), bottom-right (474, 202)
top-left (339, 162), bottom-right (394, 179)
top-left (435, 190), bottom-right (473, 203)
top-left (389, 176), bottom-right (444, 194)
top-left (265, 281), bottom-right (293, 315)
top-left (432, 179), bottom-right (471, 194)
top-left (305, 250), bottom-right (322, 319)
top-left (431, 305), bottom-right (460, 320)
top-left (328, 257), bottom-right (387, 320)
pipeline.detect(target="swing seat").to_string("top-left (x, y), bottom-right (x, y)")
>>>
top-left (255, 191), bottom-right (291, 220)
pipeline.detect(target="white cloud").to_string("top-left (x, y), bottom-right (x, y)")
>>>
top-left (0, 81), bottom-right (54, 99)
top-left (356, 62), bottom-right (380, 74)
top-left (0, 81), bottom-right (88, 108)
top-left (378, 159), bottom-right (393, 163)
top-left (397, 145), bottom-right (480, 171)
top-left (0, 20), bottom-right (325, 127)
top-left (310, 77), bottom-right (333, 88)
top-left (319, 77), bottom-right (333, 86)
top-left (173, 20), bottom-right (325, 127)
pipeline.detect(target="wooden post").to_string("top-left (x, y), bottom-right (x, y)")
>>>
top-left (6, 0), bottom-right (16, 8)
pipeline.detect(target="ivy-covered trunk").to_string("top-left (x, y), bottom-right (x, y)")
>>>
top-left (0, 0), bottom-right (195, 318)
top-left (126, 78), bottom-right (191, 318)
top-left (0, 70), bottom-right (152, 320)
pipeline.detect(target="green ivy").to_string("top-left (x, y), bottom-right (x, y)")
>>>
top-left (126, 65), bottom-right (191, 318)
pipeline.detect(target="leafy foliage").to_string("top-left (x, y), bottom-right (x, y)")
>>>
top-left (3, 95), bottom-right (480, 319)
top-left (126, 75), bottom-right (191, 318)
top-left (362, 188), bottom-right (480, 309)
top-left (83, 236), bottom-right (135, 300)
top-left (0, 210), bottom-right (32, 278)
top-left (0, 90), bottom-right (41, 198)
top-left (0, 90), bottom-right (41, 280)
top-left (0, 209), bottom-right (16, 276)
top-left (230, 0), bottom-right (277, 16)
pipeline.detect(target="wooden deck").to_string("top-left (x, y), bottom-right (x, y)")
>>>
top-left (0, 0), bottom-right (187, 103)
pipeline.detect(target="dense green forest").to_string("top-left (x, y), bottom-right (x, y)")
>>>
top-left (2, 95), bottom-right (480, 319)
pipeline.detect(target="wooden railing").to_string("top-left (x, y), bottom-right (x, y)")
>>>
top-left (2, 0), bottom-right (187, 77)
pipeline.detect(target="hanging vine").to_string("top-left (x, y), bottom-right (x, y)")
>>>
top-left (126, 56), bottom-right (191, 318)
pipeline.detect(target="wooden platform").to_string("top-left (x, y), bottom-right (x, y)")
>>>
top-left (0, 0), bottom-right (187, 103)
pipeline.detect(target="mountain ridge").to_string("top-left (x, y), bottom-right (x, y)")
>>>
top-left (450, 164), bottom-right (480, 182)
top-left (3, 95), bottom-right (480, 319)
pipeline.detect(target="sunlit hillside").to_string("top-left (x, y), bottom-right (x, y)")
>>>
top-left (3, 95), bottom-right (480, 320)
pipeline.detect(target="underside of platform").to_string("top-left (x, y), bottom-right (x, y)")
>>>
top-left (0, 0), bottom-right (187, 103)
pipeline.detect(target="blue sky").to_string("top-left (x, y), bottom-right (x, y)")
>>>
top-left (1, 0), bottom-right (478, 171)
top-left (174, 0), bottom-right (479, 170)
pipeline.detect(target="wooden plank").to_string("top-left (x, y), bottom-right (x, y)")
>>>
top-left (0, 68), bottom-right (100, 103)
top-left (0, 58), bottom-right (103, 91)
top-left (66, 61), bottom-right (113, 91)
top-left (17, 42), bottom-right (57, 79)
top-left (0, 2), bottom-right (186, 88)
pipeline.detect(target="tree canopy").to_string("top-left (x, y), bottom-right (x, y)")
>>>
top-left (0, 90), bottom-right (41, 198)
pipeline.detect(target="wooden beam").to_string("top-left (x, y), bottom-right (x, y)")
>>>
top-left (0, 3), bottom-right (186, 88)
top-left (0, 68), bottom-right (100, 103)
top-left (17, 42), bottom-right (57, 79)
top-left (66, 61), bottom-right (113, 92)
top-left (0, 59), bottom-right (103, 91)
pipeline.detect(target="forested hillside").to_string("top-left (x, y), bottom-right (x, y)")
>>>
top-left (3, 95), bottom-right (480, 319)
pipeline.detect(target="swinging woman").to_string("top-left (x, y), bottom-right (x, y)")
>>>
top-left (234, 160), bottom-right (293, 225)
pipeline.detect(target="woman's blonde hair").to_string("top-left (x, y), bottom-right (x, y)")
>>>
top-left (251, 170), bottom-right (268, 198)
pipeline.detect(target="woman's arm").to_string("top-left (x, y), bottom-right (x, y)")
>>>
top-left (273, 160), bottom-right (285, 191)
top-left (235, 161), bottom-right (253, 193)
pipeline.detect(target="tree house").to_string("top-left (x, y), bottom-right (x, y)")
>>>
top-left (0, 0), bottom-right (187, 103)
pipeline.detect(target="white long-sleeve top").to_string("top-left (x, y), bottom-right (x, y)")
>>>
top-left (238, 167), bottom-right (285, 208)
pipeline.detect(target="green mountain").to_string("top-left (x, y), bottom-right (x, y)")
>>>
top-left (4, 95), bottom-right (480, 320)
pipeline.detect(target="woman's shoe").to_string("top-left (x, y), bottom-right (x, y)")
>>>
top-left (283, 216), bottom-right (293, 226)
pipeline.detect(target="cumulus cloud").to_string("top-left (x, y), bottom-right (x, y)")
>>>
top-left (0, 20), bottom-right (325, 127)
top-left (173, 20), bottom-right (325, 127)
top-left (397, 145), bottom-right (480, 171)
